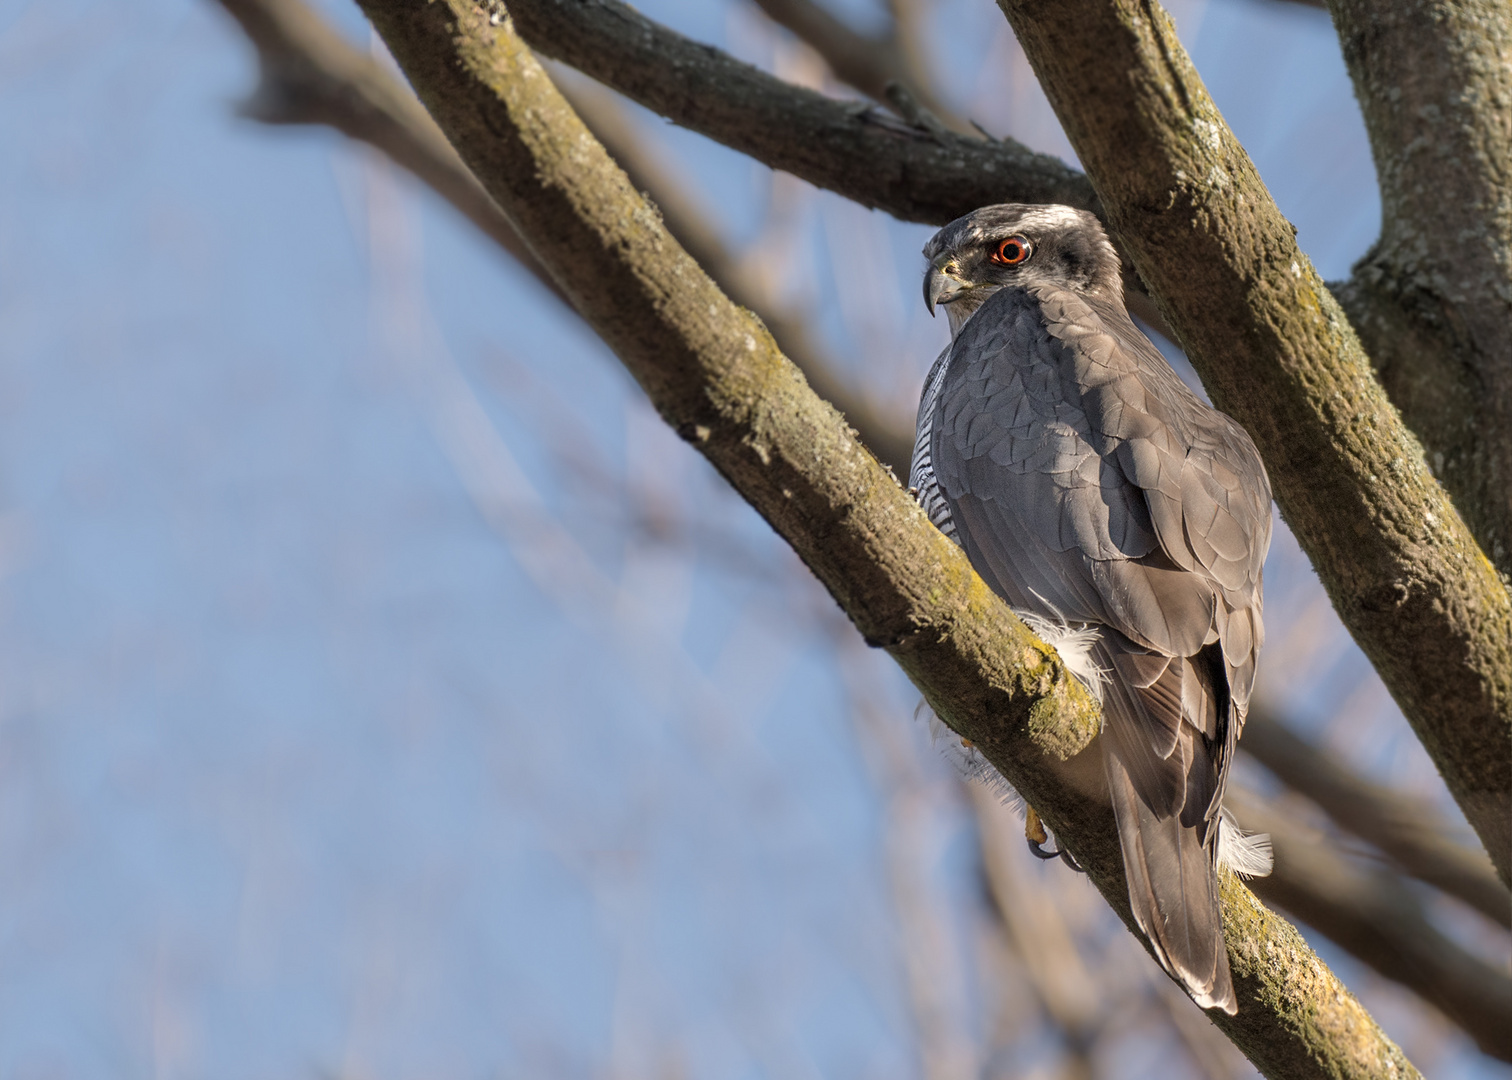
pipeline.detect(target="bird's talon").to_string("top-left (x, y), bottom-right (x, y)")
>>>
top-left (1025, 805), bottom-right (1049, 846)
top-left (1025, 805), bottom-right (1057, 859)
top-left (1027, 836), bottom-right (1060, 860)
top-left (1023, 804), bottom-right (1081, 869)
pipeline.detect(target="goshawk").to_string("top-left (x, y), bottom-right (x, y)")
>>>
top-left (911, 204), bottom-right (1273, 1014)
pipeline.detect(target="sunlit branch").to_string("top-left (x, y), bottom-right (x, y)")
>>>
top-left (348, 4), bottom-right (1423, 1076)
top-left (1231, 789), bottom-right (1512, 1062)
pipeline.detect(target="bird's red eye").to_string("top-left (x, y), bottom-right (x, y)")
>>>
top-left (991, 236), bottom-right (1031, 266)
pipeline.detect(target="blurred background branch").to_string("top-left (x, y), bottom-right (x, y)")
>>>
top-left (173, 0), bottom-right (1512, 1076)
top-left (216, 0), bottom-right (917, 471)
top-left (745, 0), bottom-right (968, 133)
top-left (1230, 788), bottom-right (1512, 1062)
top-left (1241, 709), bottom-right (1509, 926)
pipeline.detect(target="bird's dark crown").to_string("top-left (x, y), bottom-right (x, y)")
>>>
top-left (923, 204), bottom-right (1123, 300)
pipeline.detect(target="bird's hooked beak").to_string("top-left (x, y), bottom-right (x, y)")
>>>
top-left (924, 260), bottom-right (971, 316)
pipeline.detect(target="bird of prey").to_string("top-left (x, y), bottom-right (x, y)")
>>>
top-left (911, 204), bottom-right (1273, 1013)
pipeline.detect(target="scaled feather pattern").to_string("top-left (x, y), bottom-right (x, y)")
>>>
top-left (912, 204), bottom-right (1273, 1014)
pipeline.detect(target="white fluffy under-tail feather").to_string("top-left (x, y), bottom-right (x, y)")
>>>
top-left (915, 619), bottom-right (1267, 882)
top-left (1216, 808), bottom-right (1273, 878)
top-left (1016, 609), bottom-right (1107, 704)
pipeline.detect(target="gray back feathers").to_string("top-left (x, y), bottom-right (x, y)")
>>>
top-left (913, 205), bottom-right (1272, 1014)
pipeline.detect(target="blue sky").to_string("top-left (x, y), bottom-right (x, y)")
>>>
top-left (0, 1), bottom-right (1500, 1077)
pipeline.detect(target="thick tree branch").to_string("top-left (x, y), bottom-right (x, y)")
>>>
top-left (1243, 709), bottom-right (1510, 926)
top-left (348, 4), bottom-right (1420, 1076)
top-left (1326, 1), bottom-right (1512, 582)
top-left (992, 0), bottom-right (1512, 888)
top-left (213, 0), bottom-right (916, 471)
top-left (504, 0), bottom-right (1505, 602)
top-left (505, 0), bottom-right (1098, 223)
top-left (1231, 791), bottom-right (1512, 1062)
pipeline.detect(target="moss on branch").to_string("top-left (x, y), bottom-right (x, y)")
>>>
top-left (995, 0), bottom-right (1512, 887)
top-left (348, 2), bottom-right (1425, 1075)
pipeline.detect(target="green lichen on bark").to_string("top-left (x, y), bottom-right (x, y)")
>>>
top-left (1328, 0), bottom-right (1512, 583)
top-left (351, 2), bottom-right (1430, 1075)
top-left (996, 0), bottom-right (1512, 887)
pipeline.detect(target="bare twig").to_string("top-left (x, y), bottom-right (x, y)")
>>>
top-left (839, 644), bottom-right (979, 1080)
top-left (1242, 709), bottom-right (1510, 926)
top-left (1230, 790), bottom-right (1512, 1062)
top-left (349, 4), bottom-right (1420, 1075)
top-left (968, 782), bottom-right (1100, 1079)
top-left (991, 0), bottom-right (1512, 889)
top-left (212, 0), bottom-right (917, 472)
top-left (746, 0), bottom-right (967, 132)
top-left (218, 0), bottom-right (567, 303)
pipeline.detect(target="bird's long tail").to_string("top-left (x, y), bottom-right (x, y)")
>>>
top-left (1105, 745), bottom-right (1235, 1012)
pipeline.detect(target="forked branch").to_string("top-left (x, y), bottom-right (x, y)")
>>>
top-left (992, 0), bottom-right (1511, 888)
top-left (347, 3), bottom-right (1418, 1076)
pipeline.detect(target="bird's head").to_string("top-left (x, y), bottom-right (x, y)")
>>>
top-left (922, 204), bottom-right (1122, 336)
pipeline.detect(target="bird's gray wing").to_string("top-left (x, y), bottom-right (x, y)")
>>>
top-left (929, 285), bottom-right (1270, 1012)
top-left (930, 288), bottom-right (1227, 794)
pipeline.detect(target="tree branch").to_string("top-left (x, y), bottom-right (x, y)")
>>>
top-left (1231, 790), bottom-right (1512, 1062)
top-left (991, 0), bottom-right (1512, 888)
top-left (503, 0), bottom-right (1506, 594)
top-left (348, 4), bottom-right (1420, 1076)
top-left (1242, 708), bottom-right (1510, 926)
top-left (213, 0), bottom-right (916, 472)
top-left (1325, 1), bottom-right (1512, 581)
top-left (505, 0), bottom-right (1098, 223)
top-left (746, 0), bottom-right (967, 133)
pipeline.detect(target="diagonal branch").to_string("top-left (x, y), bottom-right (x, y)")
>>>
top-left (1242, 708), bottom-right (1510, 926)
top-left (505, 0), bottom-right (1098, 224)
top-left (1231, 790), bottom-right (1512, 1062)
top-left (219, 0), bottom-right (566, 299)
top-left (213, 0), bottom-right (915, 471)
top-left (1325, 1), bottom-right (1512, 580)
top-left (347, 3), bottom-right (1420, 1076)
top-left (991, 0), bottom-right (1512, 890)
top-left (746, 0), bottom-right (967, 133)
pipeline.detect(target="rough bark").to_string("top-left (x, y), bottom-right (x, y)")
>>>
top-left (216, 3), bottom-right (1503, 1047)
top-left (994, 0), bottom-right (1512, 887)
top-left (1233, 790), bottom-right (1512, 1062)
top-left (347, 4), bottom-right (1420, 1076)
top-left (504, 0), bottom-right (1097, 222)
top-left (1327, 1), bottom-right (1512, 582)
